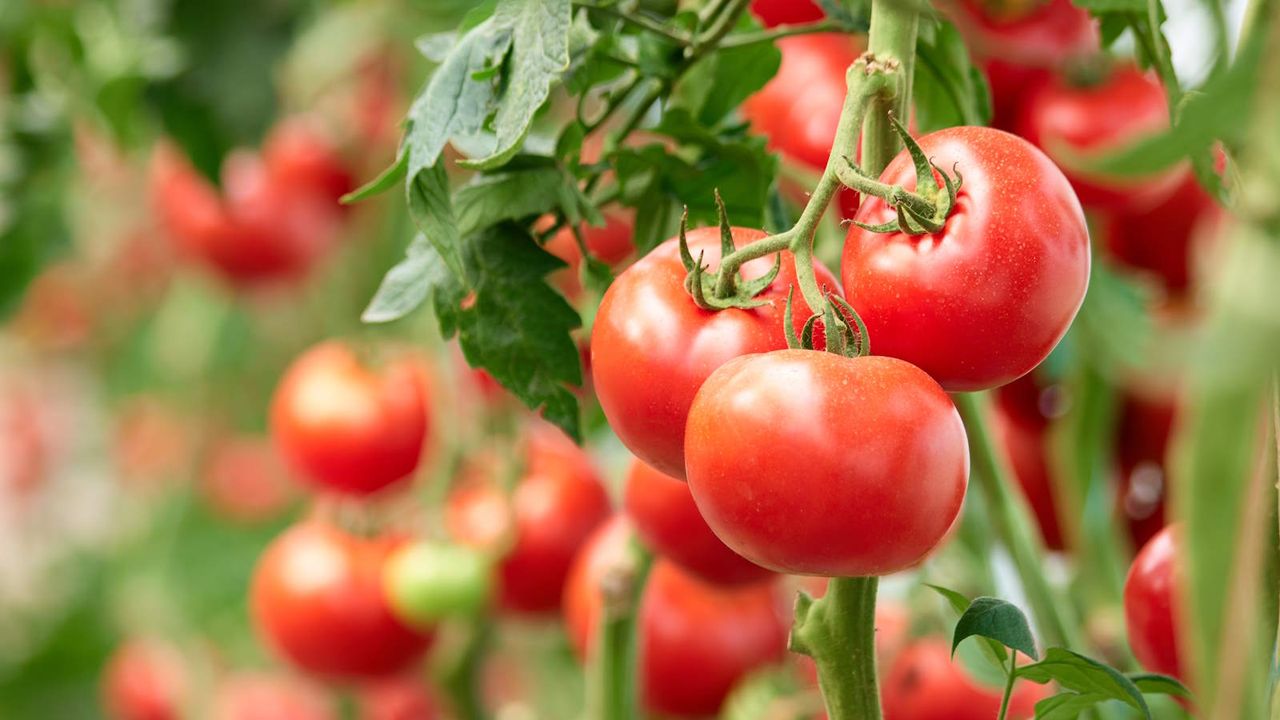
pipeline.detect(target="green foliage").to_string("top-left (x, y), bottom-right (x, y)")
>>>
top-left (913, 18), bottom-right (991, 130)
top-left (950, 596), bottom-right (1039, 662)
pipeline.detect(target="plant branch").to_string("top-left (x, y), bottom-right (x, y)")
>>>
top-left (860, 0), bottom-right (919, 177)
top-left (572, 1), bottom-right (690, 45)
top-left (790, 577), bottom-right (882, 720)
top-left (590, 536), bottom-right (654, 720)
top-left (718, 20), bottom-right (857, 49)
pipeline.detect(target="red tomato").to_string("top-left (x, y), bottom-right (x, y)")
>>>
top-left (624, 457), bottom-right (773, 586)
top-left (883, 640), bottom-right (1048, 720)
top-left (992, 390), bottom-right (1065, 550)
top-left (1106, 172), bottom-right (1219, 295)
top-left (446, 423), bottom-right (611, 614)
top-left (102, 640), bottom-right (186, 720)
top-left (251, 522), bottom-right (434, 680)
top-left (685, 350), bottom-right (969, 576)
top-left (750, 0), bottom-right (825, 27)
top-left (1115, 395), bottom-right (1176, 550)
top-left (544, 213), bottom-right (636, 300)
top-left (1124, 525), bottom-right (1182, 679)
top-left (262, 117), bottom-right (355, 209)
top-left (200, 435), bottom-right (297, 523)
top-left (271, 342), bottom-right (429, 495)
top-left (564, 518), bottom-right (789, 717)
top-left (357, 678), bottom-right (439, 720)
top-left (592, 226), bottom-right (840, 479)
top-left (842, 126), bottom-right (1089, 391)
top-left (741, 34), bottom-right (862, 218)
top-left (946, 0), bottom-right (1098, 130)
top-left (1017, 64), bottom-right (1185, 213)
top-left (211, 674), bottom-right (336, 720)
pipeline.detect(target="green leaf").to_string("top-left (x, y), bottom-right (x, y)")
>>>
top-left (927, 586), bottom-right (1014, 681)
top-left (1033, 692), bottom-right (1120, 720)
top-left (407, 163), bottom-right (466, 282)
top-left (1129, 673), bottom-right (1192, 699)
top-left (454, 166), bottom-right (567, 236)
top-left (362, 235), bottom-right (451, 324)
top-left (913, 18), bottom-right (991, 130)
top-left (673, 19), bottom-right (780, 126)
top-left (951, 597), bottom-right (1038, 661)
top-left (1072, 0), bottom-right (1145, 10)
top-left (342, 153), bottom-right (408, 204)
top-left (433, 224), bottom-right (583, 440)
top-left (459, 0), bottom-right (573, 170)
top-left (1017, 648), bottom-right (1150, 715)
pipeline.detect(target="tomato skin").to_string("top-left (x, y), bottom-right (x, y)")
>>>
top-left (211, 674), bottom-right (336, 720)
top-left (842, 126), bottom-right (1090, 391)
top-left (882, 640), bottom-right (1048, 720)
top-left (592, 226), bottom-right (840, 479)
top-left (543, 212), bottom-right (636, 301)
top-left (1105, 173), bottom-right (1219, 295)
top-left (624, 457), bottom-right (773, 586)
top-left (564, 518), bottom-right (789, 717)
top-left (446, 424), bottom-right (611, 614)
top-left (1017, 65), bottom-right (1184, 213)
top-left (271, 342), bottom-right (429, 495)
top-left (1116, 395), bottom-right (1175, 549)
top-left (251, 522), bottom-right (434, 680)
top-left (749, 0), bottom-right (825, 27)
top-left (1124, 525), bottom-right (1182, 680)
top-left (685, 350), bottom-right (969, 576)
top-left (102, 640), bottom-right (185, 720)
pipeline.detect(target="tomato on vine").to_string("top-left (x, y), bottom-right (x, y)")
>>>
top-left (841, 125), bottom-right (1090, 391)
top-left (1115, 394), bottom-right (1176, 549)
top-left (749, 0), bottom-right (825, 27)
top-left (271, 342), bottom-right (430, 496)
top-left (1124, 525), bottom-right (1183, 680)
top-left (102, 640), bottom-right (186, 720)
top-left (1105, 171), bottom-right (1221, 296)
top-left (882, 640), bottom-right (1049, 720)
top-left (685, 350), bottom-right (969, 576)
top-left (251, 522), bottom-right (435, 680)
top-left (592, 226), bottom-right (840, 480)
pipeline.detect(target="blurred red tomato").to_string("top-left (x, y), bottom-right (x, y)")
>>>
top-left (102, 640), bottom-right (186, 720)
top-left (1106, 172), bottom-right (1220, 296)
top-left (14, 263), bottom-right (96, 351)
top-left (358, 677), bottom-right (439, 720)
top-left (1, 383), bottom-right (48, 497)
top-left (750, 0), bottom-right (825, 27)
top-left (882, 640), bottom-right (1048, 720)
top-left (1124, 525), bottom-right (1183, 680)
top-left (212, 674), bottom-right (336, 720)
top-left (1115, 394), bottom-right (1176, 549)
top-left (993, 377), bottom-right (1066, 550)
top-left (263, 117), bottom-right (356, 209)
top-left (113, 397), bottom-right (193, 491)
top-left (200, 435), bottom-right (297, 523)
top-left (543, 213), bottom-right (636, 300)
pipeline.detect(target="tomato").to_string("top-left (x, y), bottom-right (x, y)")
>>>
top-left (1115, 394), bottom-right (1176, 550)
top-left (882, 640), bottom-right (1049, 720)
top-left (262, 117), bottom-right (355, 208)
top-left (685, 350), bottom-right (968, 576)
top-left (992, 377), bottom-right (1066, 550)
top-left (592, 226), bottom-right (840, 479)
top-left (212, 674), bottom-right (336, 720)
top-left (842, 126), bottom-right (1089, 391)
top-left (1016, 64), bottom-right (1185, 213)
top-left (251, 522), bottom-right (434, 680)
top-left (623, 457), bottom-right (773, 586)
top-left (200, 435), bottom-right (297, 523)
top-left (446, 422), bottom-right (611, 614)
top-left (946, 0), bottom-right (1098, 130)
top-left (750, 0), bottom-right (825, 27)
top-left (102, 640), bottom-right (185, 720)
top-left (1124, 525), bottom-right (1182, 680)
top-left (1105, 172), bottom-right (1220, 296)
top-left (358, 678), bottom-right (439, 720)
top-left (1, 383), bottom-right (48, 497)
top-left (271, 342), bottom-right (429, 495)
top-left (564, 518), bottom-right (789, 717)
top-left (544, 213), bottom-right (636, 300)
top-left (741, 34), bottom-right (862, 218)
top-left (13, 263), bottom-right (96, 351)
top-left (113, 397), bottom-right (194, 491)
top-left (383, 541), bottom-right (493, 624)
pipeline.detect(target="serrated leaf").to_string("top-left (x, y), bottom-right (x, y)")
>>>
top-left (1017, 648), bottom-right (1149, 715)
top-left (362, 236), bottom-right (451, 323)
top-left (460, 0), bottom-right (572, 170)
top-left (407, 164), bottom-right (466, 282)
top-left (454, 167), bottom-right (566, 236)
top-left (342, 153), bottom-right (407, 204)
top-left (1129, 673), bottom-right (1192, 699)
top-left (952, 597), bottom-right (1038, 661)
top-left (433, 224), bottom-right (583, 439)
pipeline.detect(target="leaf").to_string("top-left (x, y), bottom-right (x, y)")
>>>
top-left (1072, 0), bottom-right (1145, 10)
top-left (453, 166), bottom-right (567, 236)
top-left (1017, 648), bottom-right (1149, 715)
top-left (913, 18), bottom-right (991, 130)
top-left (416, 31), bottom-right (458, 62)
top-left (926, 586), bottom-right (1013, 680)
top-left (407, 163), bottom-right (466, 282)
top-left (1032, 692), bottom-right (1120, 720)
top-left (672, 13), bottom-right (780, 126)
top-left (951, 597), bottom-right (1038, 661)
top-left (362, 236), bottom-right (451, 323)
top-left (342, 153), bottom-right (407, 204)
top-left (460, 0), bottom-right (573, 170)
top-left (433, 224), bottom-right (583, 439)
top-left (1129, 673), bottom-right (1192, 699)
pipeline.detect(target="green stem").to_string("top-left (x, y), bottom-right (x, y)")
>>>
top-left (439, 622), bottom-right (491, 720)
top-left (791, 577), bottom-right (882, 720)
top-left (572, 1), bottom-right (690, 45)
top-left (997, 651), bottom-right (1018, 720)
top-left (954, 392), bottom-right (1084, 650)
top-left (718, 19), bottom-right (857, 49)
top-left (860, 0), bottom-right (919, 177)
top-left (590, 538), bottom-right (654, 720)
top-left (693, 0), bottom-right (752, 57)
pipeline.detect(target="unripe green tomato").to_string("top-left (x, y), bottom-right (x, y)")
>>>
top-left (383, 542), bottom-right (492, 626)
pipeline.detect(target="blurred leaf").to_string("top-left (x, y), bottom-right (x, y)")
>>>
top-left (407, 163), bottom-right (466, 282)
top-left (1018, 648), bottom-right (1149, 715)
top-left (673, 20), bottom-right (780, 126)
top-left (343, 153), bottom-right (408, 204)
top-left (1130, 673), bottom-right (1193, 699)
top-left (363, 235), bottom-right (451, 324)
top-left (1072, 0), bottom-right (1145, 10)
top-left (951, 596), bottom-right (1038, 661)
top-left (913, 18), bottom-right (991, 130)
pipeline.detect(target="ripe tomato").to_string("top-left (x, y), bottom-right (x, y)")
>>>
top-left (446, 423), bottom-right (611, 614)
top-left (211, 674), bottom-right (336, 720)
top-left (750, 0), bottom-right (825, 27)
top-left (102, 640), bottom-right (185, 720)
top-left (358, 678), bottom-right (439, 720)
top-left (992, 378), bottom-right (1066, 550)
top-left (685, 350), bottom-right (968, 576)
top-left (842, 126), bottom-right (1089, 391)
top-left (946, 0), bottom-right (1098, 130)
top-left (251, 522), bottom-right (434, 680)
top-left (624, 457), bottom-right (773, 586)
top-left (564, 518), bottom-right (789, 717)
top-left (1016, 64), bottom-right (1185, 213)
top-left (592, 226), bottom-right (840, 479)
top-left (1105, 172), bottom-right (1220, 296)
top-left (1116, 394), bottom-right (1175, 549)
top-left (271, 342), bottom-right (429, 495)
top-left (883, 640), bottom-right (1049, 720)
top-left (741, 34), bottom-right (862, 218)
top-left (543, 212), bottom-right (637, 297)
top-left (200, 435), bottom-right (297, 523)
top-left (1124, 525), bottom-right (1182, 679)
top-left (262, 117), bottom-right (355, 209)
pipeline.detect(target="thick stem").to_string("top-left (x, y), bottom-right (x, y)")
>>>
top-left (791, 577), bottom-right (882, 720)
top-left (860, 0), bottom-right (919, 177)
top-left (590, 539), bottom-right (653, 720)
top-left (954, 392), bottom-right (1084, 650)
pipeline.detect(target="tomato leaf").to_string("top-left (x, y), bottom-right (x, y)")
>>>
top-left (673, 26), bottom-right (780, 126)
top-left (913, 18), bottom-right (991, 130)
top-left (927, 585), bottom-right (1016, 682)
top-left (1032, 692), bottom-right (1121, 720)
top-left (433, 224), bottom-right (583, 440)
top-left (342, 153), bottom-right (408, 204)
top-left (1129, 673), bottom-right (1192, 699)
top-left (951, 597), bottom-right (1038, 661)
top-left (453, 165), bottom-right (566, 236)
top-left (362, 235), bottom-right (451, 324)
top-left (407, 163), bottom-right (466, 283)
top-left (1017, 648), bottom-right (1150, 716)
top-left (458, 0), bottom-right (573, 170)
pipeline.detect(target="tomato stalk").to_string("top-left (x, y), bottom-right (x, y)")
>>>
top-left (589, 535), bottom-right (653, 720)
top-left (859, 0), bottom-right (919, 176)
top-left (790, 577), bottom-right (882, 720)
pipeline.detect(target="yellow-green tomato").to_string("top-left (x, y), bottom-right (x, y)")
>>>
top-left (383, 542), bottom-right (492, 626)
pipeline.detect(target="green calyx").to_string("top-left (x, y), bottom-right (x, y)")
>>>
top-left (783, 286), bottom-right (871, 359)
top-left (838, 115), bottom-right (963, 236)
top-left (680, 191), bottom-right (782, 311)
